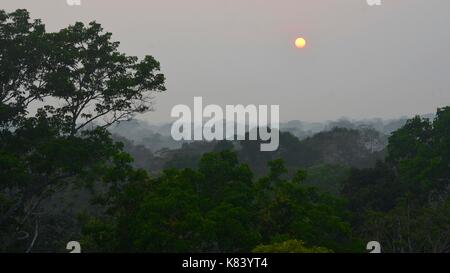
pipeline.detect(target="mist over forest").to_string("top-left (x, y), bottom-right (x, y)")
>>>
top-left (109, 115), bottom-right (424, 152)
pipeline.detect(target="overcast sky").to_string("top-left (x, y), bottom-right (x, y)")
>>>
top-left (3, 0), bottom-right (450, 123)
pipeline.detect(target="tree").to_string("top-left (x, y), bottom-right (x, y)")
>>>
top-left (82, 150), bottom-right (360, 252)
top-left (342, 107), bottom-right (450, 252)
top-left (255, 159), bottom-right (359, 252)
top-left (362, 198), bottom-right (450, 253)
top-left (43, 21), bottom-right (166, 135)
top-left (0, 9), bottom-right (48, 127)
top-left (82, 151), bottom-right (260, 252)
top-left (0, 9), bottom-right (166, 251)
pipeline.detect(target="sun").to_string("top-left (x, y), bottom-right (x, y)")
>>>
top-left (295, 37), bottom-right (306, 49)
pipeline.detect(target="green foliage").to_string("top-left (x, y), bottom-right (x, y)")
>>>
top-left (342, 162), bottom-right (399, 215)
top-left (342, 107), bottom-right (450, 252)
top-left (0, 9), bottom-right (47, 127)
top-left (303, 164), bottom-right (350, 195)
top-left (387, 108), bottom-right (450, 201)
top-left (255, 159), bottom-right (359, 252)
top-left (82, 151), bottom-right (359, 252)
top-left (252, 240), bottom-right (333, 253)
top-left (362, 198), bottom-right (450, 253)
top-left (82, 151), bottom-right (260, 252)
top-left (0, 9), bottom-right (165, 252)
top-left (44, 21), bottom-right (166, 135)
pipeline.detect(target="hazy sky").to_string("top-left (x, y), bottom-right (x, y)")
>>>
top-left (3, 0), bottom-right (450, 123)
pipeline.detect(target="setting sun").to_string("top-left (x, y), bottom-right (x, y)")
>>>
top-left (295, 37), bottom-right (306, 49)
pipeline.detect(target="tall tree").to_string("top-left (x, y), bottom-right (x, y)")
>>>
top-left (0, 9), bottom-right (48, 127)
top-left (0, 9), bottom-right (166, 251)
top-left (43, 21), bottom-right (166, 135)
